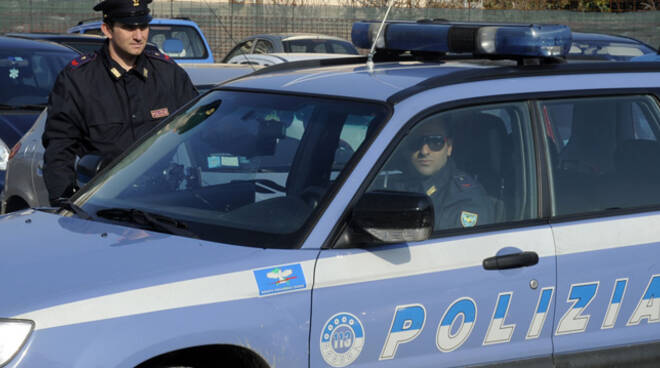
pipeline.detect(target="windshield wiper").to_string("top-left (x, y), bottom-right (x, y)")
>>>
top-left (0, 103), bottom-right (46, 111)
top-left (96, 208), bottom-right (198, 238)
top-left (57, 199), bottom-right (93, 220)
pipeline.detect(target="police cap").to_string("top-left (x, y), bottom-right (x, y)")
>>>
top-left (93, 0), bottom-right (153, 25)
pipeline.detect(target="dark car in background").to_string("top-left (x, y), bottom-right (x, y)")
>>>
top-left (0, 36), bottom-right (78, 190)
top-left (5, 32), bottom-right (106, 54)
top-left (568, 31), bottom-right (656, 61)
top-left (221, 32), bottom-right (359, 63)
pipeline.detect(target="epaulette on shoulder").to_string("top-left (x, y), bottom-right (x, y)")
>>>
top-left (454, 174), bottom-right (478, 191)
top-left (68, 53), bottom-right (96, 70)
top-left (144, 49), bottom-right (175, 64)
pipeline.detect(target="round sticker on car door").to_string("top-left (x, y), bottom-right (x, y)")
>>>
top-left (320, 312), bottom-right (365, 367)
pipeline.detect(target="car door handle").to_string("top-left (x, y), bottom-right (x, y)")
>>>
top-left (482, 251), bottom-right (539, 270)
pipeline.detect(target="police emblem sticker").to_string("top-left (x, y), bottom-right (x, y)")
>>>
top-left (460, 211), bottom-right (478, 228)
top-left (320, 312), bottom-right (365, 367)
top-left (253, 263), bottom-right (306, 296)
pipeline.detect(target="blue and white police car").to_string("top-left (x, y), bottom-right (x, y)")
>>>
top-left (2, 20), bottom-right (660, 367)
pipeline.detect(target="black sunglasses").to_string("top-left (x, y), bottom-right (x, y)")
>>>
top-left (408, 135), bottom-right (447, 152)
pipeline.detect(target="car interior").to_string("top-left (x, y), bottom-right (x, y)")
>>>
top-left (370, 102), bottom-right (536, 232)
top-left (543, 95), bottom-right (660, 215)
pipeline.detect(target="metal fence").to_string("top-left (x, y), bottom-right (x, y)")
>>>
top-left (1, 1), bottom-right (658, 61)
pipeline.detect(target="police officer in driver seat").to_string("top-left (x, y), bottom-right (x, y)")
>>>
top-left (389, 119), bottom-right (495, 230)
top-left (43, 0), bottom-right (197, 206)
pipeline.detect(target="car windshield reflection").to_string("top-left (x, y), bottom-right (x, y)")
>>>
top-left (75, 90), bottom-right (388, 248)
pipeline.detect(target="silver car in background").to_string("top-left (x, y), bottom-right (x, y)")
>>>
top-left (226, 52), bottom-right (360, 66)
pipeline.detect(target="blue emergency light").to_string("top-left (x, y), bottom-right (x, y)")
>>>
top-left (352, 20), bottom-right (572, 59)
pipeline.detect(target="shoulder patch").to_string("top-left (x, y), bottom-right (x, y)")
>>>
top-left (68, 53), bottom-right (96, 69)
top-left (460, 211), bottom-right (478, 227)
top-left (144, 49), bottom-right (175, 64)
top-left (453, 174), bottom-right (477, 191)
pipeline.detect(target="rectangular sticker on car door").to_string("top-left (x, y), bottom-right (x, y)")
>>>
top-left (254, 263), bottom-right (306, 296)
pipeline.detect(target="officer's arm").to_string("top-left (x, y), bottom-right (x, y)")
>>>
top-left (174, 65), bottom-right (198, 106)
top-left (42, 71), bottom-right (85, 205)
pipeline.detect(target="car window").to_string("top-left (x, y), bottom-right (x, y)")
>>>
top-left (81, 28), bottom-right (104, 36)
top-left (540, 95), bottom-right (660, 215)
top-left (568, 40), bottom-right (653, 60)
top-left (253, 39), bottom-right (273, 54)
top-left (329, 40), bottom-right (359, 54)
top-left (76, 91), bottom-right (388, 248)
top-left (223, 40), bottom-right (254, 62)
top-left (149, 25), bottom-right (207, 59)
top-left (365, 102), bottom-right (537, 233)
top-left (63, 40), bottom-right (104, 54)
top-left (0, 50), bottom-right (76, 106)
top-left (282, 39), bottom-right (358, 54)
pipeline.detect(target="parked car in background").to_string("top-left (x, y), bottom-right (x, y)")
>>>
top-left (631, 49), bottom-right (660, 61)
top-left (226, 52), bottom-right (361, 66)
top-left (1, 62), bottom-right (258, 213)
top-left (567, 31), bottom-right (656, 61)
top-left (67, 17), bottom-right (214, 63)
top-left (221, 32), bottom-right (359, 63)
top-left (179, 62), bottom-right (261, 92)
top-left (0, 36), bottom-right (78, 192)
top-left (4, 32), bottom-right (106, 54)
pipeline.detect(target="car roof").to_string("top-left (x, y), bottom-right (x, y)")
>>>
top-left (243, 33), bottom-right (352, 42)
top-left (5, 32), bottom-right (105, 41)
top-left (221, 56), bottom-right (660, 103)
top-left (223, 60), bottom-right (487, 101)
top-left (0, 35), bottom-right (79, 52)
top-left (73, 17), bottom-right (199, 27)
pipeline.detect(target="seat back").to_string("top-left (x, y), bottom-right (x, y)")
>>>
top-left (559, 101), bottom-right (618, 175)
top-left (452, 112), bottom-right (511, 221)
top-left (452, 112), bottom-right (510, 200)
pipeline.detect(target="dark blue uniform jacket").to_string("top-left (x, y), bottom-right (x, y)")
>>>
top-left (43, 41), bottom-right (197, 203)
top-left (390, 159), bottom-right (496, 231)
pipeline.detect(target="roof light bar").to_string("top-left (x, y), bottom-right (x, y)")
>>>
top-left (352, 21), bottom-right (572, 59)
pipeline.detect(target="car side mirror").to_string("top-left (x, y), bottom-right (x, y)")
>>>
top-left (76, 154), bottom-right (109, 188)
top-left (338, 190), bottom-right (434, 248)
top-left (163, 38), bottom-right (184, 54)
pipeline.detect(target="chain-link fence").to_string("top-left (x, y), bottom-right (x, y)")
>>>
top-left (1, 1), bottom-right (658, 61)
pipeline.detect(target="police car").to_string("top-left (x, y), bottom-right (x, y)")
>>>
top-left (2, 20), bottom-right (660, 367)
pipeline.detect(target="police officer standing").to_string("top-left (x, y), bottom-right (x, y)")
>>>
top-left (43, 0), bottom-right (197, 206)
top-left (388, 120), bottom-right (495, 230)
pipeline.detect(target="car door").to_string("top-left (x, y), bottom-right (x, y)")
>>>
top-left (310, 101), bottom-right (557, 367)
top-left (540, 93), bottom-right (660, 366)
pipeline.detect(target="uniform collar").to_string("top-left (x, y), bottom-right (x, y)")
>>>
top-left (422, 158), bottom-right (454, 196)
top-left (101, 41), bottom-right (151, 81)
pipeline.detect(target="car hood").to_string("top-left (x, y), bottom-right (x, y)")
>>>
top-left (0, 210), bottom-right (265, 317)
top-left (0, 110), bottom-right (41, 148)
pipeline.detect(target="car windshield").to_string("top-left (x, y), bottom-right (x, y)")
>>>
top-left (0, 50), bottom-right (76, 106)
top-left (568, 39), bottom-right (654, 61)
top-left (282, 39), bottom-right (359, 54)
top-left (149, 25), bottom-right (208, 59)
top-left (75, 90), bottom-right (388, 248)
